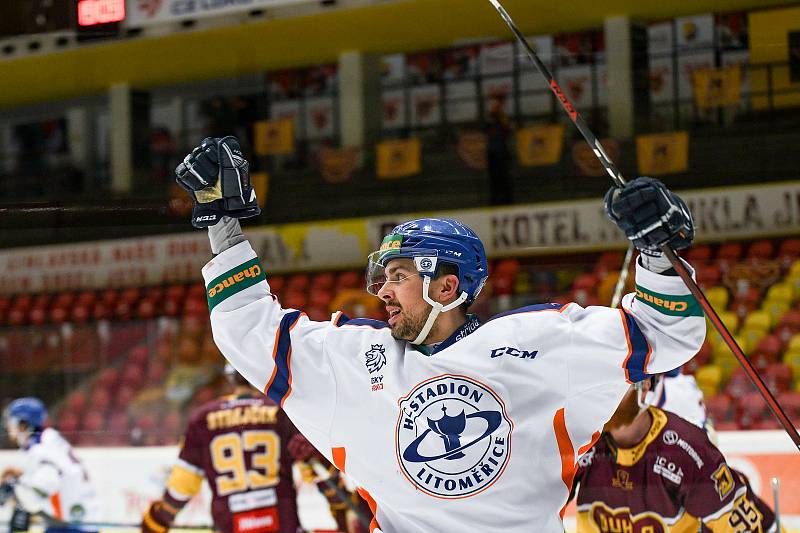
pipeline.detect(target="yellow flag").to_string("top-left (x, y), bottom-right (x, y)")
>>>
top-left (254, 118), bottom-right (294, 156)
top-left (636, 131), bottom-right (689, 176)
top-left (516, 124), bottom-right (565, 167)
top-left (250, 172), bottom-right (269, 208)
top-left (692, 65), bottom-right (742, 109)
top-left (376, 139), bottom-right (421, 179)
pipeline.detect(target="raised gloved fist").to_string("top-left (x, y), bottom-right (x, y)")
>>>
top-left (175, 136), bottom-right (261, 228)
top-left (604, 177), bottom-right (694, 255)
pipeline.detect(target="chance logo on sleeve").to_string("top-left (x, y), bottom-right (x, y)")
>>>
top-left (396, 375), bottom-right (513, 498)
top-left (207, 258), bottom-right (266, 311)
top-left (635, 285), bottom-right (702, 317)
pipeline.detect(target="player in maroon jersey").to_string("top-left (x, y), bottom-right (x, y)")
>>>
top-left (141, 365), bottom-right (350, 533)
top-left (573, 376), bottom-right (781, 533)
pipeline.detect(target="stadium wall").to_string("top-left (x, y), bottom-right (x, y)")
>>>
top-left (0, 0), bottom-right (790, 108)
top-left (0, 430), bottom-right (797, 530)
top-left (0, 180), bottom-right (797, 294)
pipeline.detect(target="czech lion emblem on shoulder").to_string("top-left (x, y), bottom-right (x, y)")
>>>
top-left (365, 344), bottom-right (386, 374)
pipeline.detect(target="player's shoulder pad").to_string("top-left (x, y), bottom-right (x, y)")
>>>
top-left (658, 408), bottom-right (717, 471)
top-left (488, 303), bottom-right (571, 322)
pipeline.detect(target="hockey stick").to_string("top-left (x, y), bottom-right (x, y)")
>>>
top-left (486, 0), bottom-right (800, 450)
top-left (771, 477), bottom-right (781, 533)
top-left (610, 245), bottom-right (635, 309)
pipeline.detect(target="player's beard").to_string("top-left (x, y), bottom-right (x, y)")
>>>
top-left (389, 304), bottom-right (429, 342)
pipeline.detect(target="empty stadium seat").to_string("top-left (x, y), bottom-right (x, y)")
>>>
top-left (705, 394), bottom-right (735, 423)
top-left (336, 270), bottom-right (361, 290)
top-left (705, 286), bottom-right (729, 310)
top-left (287, 274), bottom-right (310, 292)
top-left (310, 271), bottom-right (333, 290)
top-left (267, 275), bottom-right (285, 293)
top-left (717, 242), bottom-right (743, 267)
top-left (763, 363), bottom-right (793, 393)
top-left (766, 283), bottom-right (794, 305)
top-left (695, 365), bottom-right (723, 397)
top-left (746, 240), bottom-right (774, 261)
top-left (778, 239), bottom-right (800, 266)
top-left (743, 310), bottom-right (771, 331)
top-left (685, 245), bottom-right (712, 265)
top-left (697, 264), bottom-right (722, 287)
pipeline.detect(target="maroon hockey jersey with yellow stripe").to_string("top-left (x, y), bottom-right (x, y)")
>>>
top-left (574, 407), bottom-right (778, 533)
top-left (168, 394), bottom-right (301, 533)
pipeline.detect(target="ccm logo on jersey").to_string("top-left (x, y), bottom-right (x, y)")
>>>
top-left (490, 346), bottom-right (538, 359)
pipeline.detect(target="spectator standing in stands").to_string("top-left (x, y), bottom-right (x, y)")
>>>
top-left (142, 365), bottom-right (358, 533)
top-left (486, 97), bottom-right (513, 205)
top-left (1, 397), bottom-right (101, 533)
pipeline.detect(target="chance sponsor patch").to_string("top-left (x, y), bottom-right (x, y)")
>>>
top-left (206, 258), bottom-right (266, 311)
top-left (635, 285), bottom-right (703, 317)
top-left (396, 375), bottom-right (513, 499)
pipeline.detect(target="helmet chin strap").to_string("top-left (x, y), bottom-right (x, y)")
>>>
top-left (411, 276), bottom-right (468, 345)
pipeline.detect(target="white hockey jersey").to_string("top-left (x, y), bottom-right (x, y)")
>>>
top-left (656, 373), bottom-right (708, 428)
top-left (14, 428), bottom-right (101, 524)
top-left (203, 242), bottom-right (706, 533)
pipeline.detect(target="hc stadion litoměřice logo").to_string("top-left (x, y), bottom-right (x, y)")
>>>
top-left (396, 375), bottom-right (513, 498)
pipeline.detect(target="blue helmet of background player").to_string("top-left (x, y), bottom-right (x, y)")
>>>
top-left (366, 218), bottom-right (488, 344)
top-left (3, 397), bottom-right (47, 447)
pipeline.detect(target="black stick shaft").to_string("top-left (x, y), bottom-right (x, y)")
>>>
top-left (488, 0), bottom-right (800, 450)
top-left (487, 0), bottom-right (625, 188)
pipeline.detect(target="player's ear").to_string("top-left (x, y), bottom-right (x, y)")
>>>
top-left (435, 274), bottom-right (460, 302)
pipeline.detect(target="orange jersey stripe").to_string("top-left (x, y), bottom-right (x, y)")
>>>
top-left (50, 492), bottom-right (63, 520)
top-left (553, 408), bottom-right (575, 520)
top-left (332, 447), bottom-right (347, 473)
top-left (356, 487), bottom-right (381, 532)
top-left (619, 309), bottom-right (635, 383)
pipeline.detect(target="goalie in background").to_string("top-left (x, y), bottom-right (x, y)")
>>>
top-left (141, 364), bottom-right (359, 533)
top-left (572, 375), bottom-right (781, 532)
top-left (1, 397), bottom-right (101, 533)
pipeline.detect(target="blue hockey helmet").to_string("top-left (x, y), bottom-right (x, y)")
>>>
top-left (366, 218), bottom-right (488, 304)
top-left (5, 397), bottom-right (48, 430)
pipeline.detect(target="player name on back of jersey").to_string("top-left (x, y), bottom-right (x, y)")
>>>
top-left (206, 404), bottom-right (278, 430)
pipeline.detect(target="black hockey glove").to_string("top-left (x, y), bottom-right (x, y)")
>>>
top-left (604, 177), bottom-right (694, 256)
top-left (175, 136), bottom-right (261, 228)
top-left (0, 479), bottom-right (15, 506)
top-left (9, 505), bottom-right (29, 533)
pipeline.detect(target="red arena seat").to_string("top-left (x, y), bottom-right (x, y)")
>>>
top-left (747, 240), bottom-right (774, 261)
top-left (685, 245), bottom-right (712, 265)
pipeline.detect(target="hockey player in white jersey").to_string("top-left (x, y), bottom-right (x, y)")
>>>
top-left (1, 397), bottom-right (101, 533)
top-left (651, 366), bottom-right (708, 429)
top-left (175, 136), bottom-right (706, 533)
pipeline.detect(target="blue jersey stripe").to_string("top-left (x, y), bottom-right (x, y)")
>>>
top-left (266, 311), bottom-right (303, 406)
top-left (622, 310), bottom-right (652, 383)
top-left (340, 318), bottom-right (390, 329)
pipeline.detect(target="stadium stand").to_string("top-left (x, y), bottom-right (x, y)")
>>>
top-left (2, 237), bottom-right (800, 446)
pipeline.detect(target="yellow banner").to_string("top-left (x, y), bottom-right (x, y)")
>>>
top-left (254, 118), bottom-right (294, 156)
top-left (516, 124), bottom-right (564, 167)
top-left (250, 172), bottom-right (269, 208)
top-left (376, 138), bottom-right (421, 179)
top-left (692, 65), bottom-right (742, 109)
top-left (636, 131), bottom-right (689, 176)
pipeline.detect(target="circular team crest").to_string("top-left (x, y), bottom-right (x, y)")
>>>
top-left (396, 375), bottom-right (513, 499)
